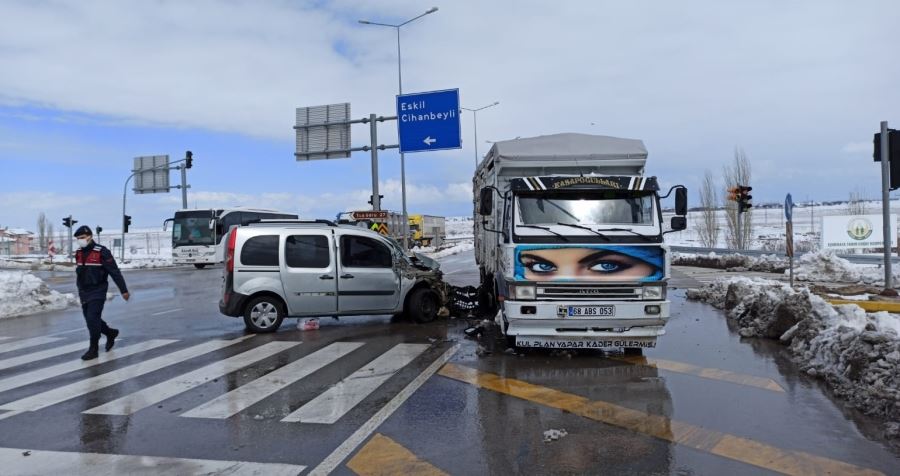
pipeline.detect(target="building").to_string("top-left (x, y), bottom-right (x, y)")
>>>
top-left (0, 228), bottom-right (35, 255)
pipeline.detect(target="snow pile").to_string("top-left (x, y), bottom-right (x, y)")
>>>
top-left (119, 255), bottom-right (174, 269)
top-left (423, 240), bottom-right (475, 259)
top-left (446, 217), bottom-right (474, 238)
top-left (672, 252), bottom-right (788, 273)
top-left (0, 271), bottom-right (76, 318)
top-left (687, 277), bottom-right (900, 438)
top-left (0, 257), bottom-right (73, 272)
top-left (793, 250), bottom-right (900, 285)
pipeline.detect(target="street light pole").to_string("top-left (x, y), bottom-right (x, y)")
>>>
top-left (462, 102), bottom-right (500, 169)
top-left (359, 6), bottom-right (438, 250)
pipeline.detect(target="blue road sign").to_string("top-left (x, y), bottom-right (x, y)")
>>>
top-left (785, 193), bottom-right (794, 222)
top-left (396, 89), bottom-right (461, 154)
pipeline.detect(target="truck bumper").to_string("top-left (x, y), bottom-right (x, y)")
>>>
top-left (502, 299), bottom-right (669, 348)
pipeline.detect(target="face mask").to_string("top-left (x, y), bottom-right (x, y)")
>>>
top-left (77, 238), bottom-right (90, 248)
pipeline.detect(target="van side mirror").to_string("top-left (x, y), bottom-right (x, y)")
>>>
top-left (675, 187), bottom-right (688, 216)
top-left (670, 216), bottom-right (687, 231)
top-left (479, 188), bottom-right (493, 215)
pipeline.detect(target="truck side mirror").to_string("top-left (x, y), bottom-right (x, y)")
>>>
top-left (479, 188), bottom-right (493, 215)
top-left (675, 187), bottom-right (688, 216)
top-left (670, 216), bottom-right (687, 231)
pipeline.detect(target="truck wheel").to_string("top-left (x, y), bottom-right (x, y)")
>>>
top-left (407, 287), bottom-right (439, 323)
top-left (193, 263), bottom-right (207, 269)
top-left (243, 296), bottom-right (285, 333)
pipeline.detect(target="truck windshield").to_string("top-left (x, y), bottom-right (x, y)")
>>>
top-left (172, 213), bottom-right (215, 246)
top-left (516, 191), bottom-right (655, 226)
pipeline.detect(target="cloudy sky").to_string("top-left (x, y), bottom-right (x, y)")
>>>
top-left (1, 0), bottom-right (899, 231)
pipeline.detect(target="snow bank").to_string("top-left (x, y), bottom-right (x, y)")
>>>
top-left (119, 255), bottom-right (174, 269)
top-left (0, 257), bottom-right (74, 272)
top-left (0, 271), bottom-right (76, 318)
top-left (687, 278), bottom-right (900, 438)
top-left (672, 251), bottom-right (788, 273)
top-left (421, 240), bottom-right (475, 260)
top-left (793, 250), bottom-right (900, 285)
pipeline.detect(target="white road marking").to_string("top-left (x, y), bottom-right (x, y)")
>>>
top-left (0, 336), bottom-right (253, 412)
top-left (84, 341), bottom-right (298, 415)
top-left (282, 343), bottom-right (429, 424)
top-left (0, 410), bottom-right (22, 421)
top-left (0, 339), bottom-right (176, 394)
top-left (0, 342), bottom-right (89, 371)
top-left (0, 447), bottom-right (306, 476)
top-left (47, 328), bottom-right (89, 337)
top-left (308, 344), bottom-right (459, 476)
top-left (183, 342), bottom-right (364, 419)
top-left (0, 336), bottom-right (62, 354)
top-left (150, 308), bottom-right (183, 316)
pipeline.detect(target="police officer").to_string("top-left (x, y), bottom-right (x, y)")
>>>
top-left (74, 226), bottom-right (129, 360)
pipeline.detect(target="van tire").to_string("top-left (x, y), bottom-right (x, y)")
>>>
top-left (193, 264), bottom-right (207, 269)
top-left (407, 287), bottom-right (439, 323)
top-left (243, 296), bottom-right (285, 333)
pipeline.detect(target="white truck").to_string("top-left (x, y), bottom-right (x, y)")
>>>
top-left (473, 133), bottom-right (687, 352)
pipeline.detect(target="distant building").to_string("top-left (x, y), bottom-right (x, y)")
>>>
top-left (0, 228), bottom-right (35, 255)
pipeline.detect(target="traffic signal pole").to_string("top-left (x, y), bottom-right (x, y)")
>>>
top-left (880, 121), bottom-right (892, 290)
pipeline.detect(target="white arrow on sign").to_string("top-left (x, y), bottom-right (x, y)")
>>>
top-left (423, 136), bottom-right (437, 146)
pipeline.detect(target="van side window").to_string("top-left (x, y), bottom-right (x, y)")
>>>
top-left (240, 235), bottom-right (279, 266)
top-left (285, 235), bottom-right (330, 268)
top-left (340, 235), bottom-right (391, 268)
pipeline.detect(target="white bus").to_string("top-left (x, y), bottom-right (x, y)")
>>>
top-left (165, 208), bottom-right (298, 268)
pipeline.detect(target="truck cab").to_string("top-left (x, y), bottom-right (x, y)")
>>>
top-left (473, 134), bottom-right (687, 351)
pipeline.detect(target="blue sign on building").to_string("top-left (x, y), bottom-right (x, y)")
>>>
top-left (396, 88), bottom-right (461, 154)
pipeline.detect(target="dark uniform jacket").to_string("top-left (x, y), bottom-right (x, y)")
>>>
top-left (75, 242), bottom-right (128, 302)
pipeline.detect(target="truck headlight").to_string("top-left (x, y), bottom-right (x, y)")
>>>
top-left (512, 285), bottom-right (536, 300)
top-left (642, 285), bottom-right (663, 300)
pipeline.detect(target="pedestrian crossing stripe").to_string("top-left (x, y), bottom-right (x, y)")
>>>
top-left (0, 337), bottom-right (434, 426)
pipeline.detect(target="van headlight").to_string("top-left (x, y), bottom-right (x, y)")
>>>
top-left (511, 285), bottom-right (536, 300)
top-left (642, 285), bottom-right (663, 300)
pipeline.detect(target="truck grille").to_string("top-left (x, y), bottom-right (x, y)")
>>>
top-left (536, 284), bottom-right (640, 301)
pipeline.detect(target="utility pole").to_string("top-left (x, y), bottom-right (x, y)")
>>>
top-left (880, 121), bottom-right (892, 289)
top-left (369, 113), bottom-right (381, 211)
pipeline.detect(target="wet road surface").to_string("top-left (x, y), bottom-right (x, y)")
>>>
top-left (0, 250), bottom-right (897, 475)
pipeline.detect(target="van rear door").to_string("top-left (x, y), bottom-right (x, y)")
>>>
top-left (281, 231), bottom-right (337, 315)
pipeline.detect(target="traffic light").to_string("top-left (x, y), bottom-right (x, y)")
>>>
top-left (727, 187), bottom-right (740, 202)
top-left (368, 194), bottom-right (384, 205)
top-left (123, 215), bottom-right (132, 233)
top-left (62, 216), bottom-right (77, 228)
top-left (96, 226), bottom-right (103, 236)
top-left (738, 186), bottom-right (753, 213)
top-left (185, 150), bottom-right (193, 169)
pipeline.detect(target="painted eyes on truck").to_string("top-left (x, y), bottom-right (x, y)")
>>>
top-left (527, 261), bottom-right (557, 273)
top-left (588, 260), bottom-right (630, 273)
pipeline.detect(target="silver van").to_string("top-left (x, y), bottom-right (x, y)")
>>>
top-left (218, 220), bottom-right (446, 332)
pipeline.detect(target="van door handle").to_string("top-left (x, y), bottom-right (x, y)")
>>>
top-left (319, 274), bottom-right (334, 280)
top-left (340, 273), bottom-right (354, 279)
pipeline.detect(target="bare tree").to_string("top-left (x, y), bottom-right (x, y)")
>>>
top-left (36, 212), bottom-right (48, 253)
top-left (696, 170), bottom-right (719, 247)
top-left (847, 191), bottom-right (868, 215)
top-left (723, 147), bottom-right (753, 250)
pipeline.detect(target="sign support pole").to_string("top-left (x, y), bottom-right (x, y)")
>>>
top-left (736, 208), bottom-right (743, 250)
top-left (881, 120), bottom-right (892, 290)
top-left (180, 165), bottom-right (188, 209)
top-left (369, 114), bottom-right (381, 211)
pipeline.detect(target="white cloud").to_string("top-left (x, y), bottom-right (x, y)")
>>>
top-left (842, 141), bottom-right (873, 154)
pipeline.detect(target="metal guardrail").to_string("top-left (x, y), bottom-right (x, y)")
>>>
top-left (669, 246), bottom-right (900, 265)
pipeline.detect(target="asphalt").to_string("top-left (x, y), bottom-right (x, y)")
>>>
top-left (0, 251), bottom-right (895, 475)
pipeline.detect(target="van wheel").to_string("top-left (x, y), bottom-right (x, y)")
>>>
top-left (407, 287), bottom-right (439, 323)
top-left (243, 296), bottom-right (285, 333)
top-left (193, 263), bottom-right (207, 269)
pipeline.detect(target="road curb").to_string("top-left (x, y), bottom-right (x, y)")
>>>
top-left (826, 299), bottom-right (900, 313)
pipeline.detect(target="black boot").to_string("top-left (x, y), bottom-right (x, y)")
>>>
top-left (81, 345), bottom-right (99, 361)
top-left (105, 328), bottom-right (119, 352)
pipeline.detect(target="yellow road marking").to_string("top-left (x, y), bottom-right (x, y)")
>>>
top-left (827, 299), bottom-right (900, 313)
top-left (438, 363), bottom-right (882, 476)
top-left (347, 433), bottom-right (448, 476)
top-left (613, 356), bottom-right (785, 392)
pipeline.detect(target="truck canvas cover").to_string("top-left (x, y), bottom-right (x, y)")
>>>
top-left (484, 133), bottom-right (648, 177)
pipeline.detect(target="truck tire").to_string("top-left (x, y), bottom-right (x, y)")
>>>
top-left (407, 287), bottom-right (439, 323)
top-left (243, 296), bottom-right (285, 333)
top-left (193, 263), bottom-right (207, 269)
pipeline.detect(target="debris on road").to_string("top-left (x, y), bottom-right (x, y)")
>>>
top-left (543, 429), bottom-right (568, 442)
top-left (688, 277), bottom-right (900, 441)
top-left (297, 318), bottom-right (319, 331)
top-left (0, 271), bottom-right (76, 319)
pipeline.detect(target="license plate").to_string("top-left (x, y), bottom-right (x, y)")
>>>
top-left (515, 337), bottom-right (656, 349)
top-left (559, 305), bottom-right (615, 317)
